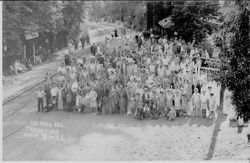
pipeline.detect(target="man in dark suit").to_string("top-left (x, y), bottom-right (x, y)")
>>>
top-left (90, 43), bottom-right (97, 56)
top-left (80, 36), bottom-right (85, 49)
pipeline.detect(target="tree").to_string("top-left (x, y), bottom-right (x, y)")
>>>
top-left (2, 1), bottom-right (23, 56)
top-left (62, 1), bottom-right (91, 40)
top-left (92, 1), bottom-right (147, 31)
top-left (171, 0), bottom-right (219, 43)
top-left (214, 0), bottom-right (250, 120)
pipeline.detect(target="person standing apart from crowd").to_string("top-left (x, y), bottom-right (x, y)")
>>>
top-left (36, 86), bottom-right (46, 112)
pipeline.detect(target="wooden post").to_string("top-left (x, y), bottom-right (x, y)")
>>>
top-left (33, 42), bottom-right (35, 64)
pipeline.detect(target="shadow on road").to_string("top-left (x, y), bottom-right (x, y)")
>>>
top-left (204, 109), bottom-right (228, 160)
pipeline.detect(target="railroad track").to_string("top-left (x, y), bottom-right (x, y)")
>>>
top-left (3, 80), bottom-right (45, 105)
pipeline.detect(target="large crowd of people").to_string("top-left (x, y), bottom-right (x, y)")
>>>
top-left (36, 31), bottom-right (220, 121)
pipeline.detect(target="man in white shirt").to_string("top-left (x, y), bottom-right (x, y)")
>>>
top-left (58, 62), bottom-right (66, 74)
top-left (36, 86), bottom-right (46, 112)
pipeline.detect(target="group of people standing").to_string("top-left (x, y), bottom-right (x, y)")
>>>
top-left (71, 34), bottom-right (91, 50)
top-left (36, 31), bottom-right (219, 121)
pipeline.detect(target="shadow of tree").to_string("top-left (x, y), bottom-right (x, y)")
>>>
top-left (204, 109), bottom-right (228, 160)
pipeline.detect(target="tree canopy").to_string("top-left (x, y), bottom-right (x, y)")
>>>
top-left (171, 0), bottom-right (219, 42)
top-left (213, 0), bottom-right (250, 120)
top-left (3, 1), bottom-right (91, 57)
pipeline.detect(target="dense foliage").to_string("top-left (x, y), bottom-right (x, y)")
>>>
top-left (171, 0), bottom-right (219, 43)
top-left (94, 1), bottom-right (219, 43)
top-left (213, 1), bottom-right (250, 120)
top-left (92, 1), bottom-right (147, 31)
top-left (3, 1), bottom-right (91, 57)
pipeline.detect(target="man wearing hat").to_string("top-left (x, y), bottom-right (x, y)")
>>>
top-left (36, 86), bottom-right (46, 112)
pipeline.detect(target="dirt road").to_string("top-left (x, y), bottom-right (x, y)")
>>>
top-left (2, 22), bottom-right (249, 161)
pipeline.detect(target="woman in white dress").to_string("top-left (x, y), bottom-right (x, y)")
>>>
top-left (89, 87), bottom-right (98, 115)
top-left (192, 88), bottom-right (201, 117)
top-left (200, 89), bottom-right (209, 118)
top-left (57, 83), bottom-right (64, 110)
top-left (208, 92), bottom-right (216, 120)
top-left (174, 89), bottom-right (182, 117)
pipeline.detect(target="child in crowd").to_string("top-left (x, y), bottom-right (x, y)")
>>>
top-left (167, 107), bottom-right (176, 120)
